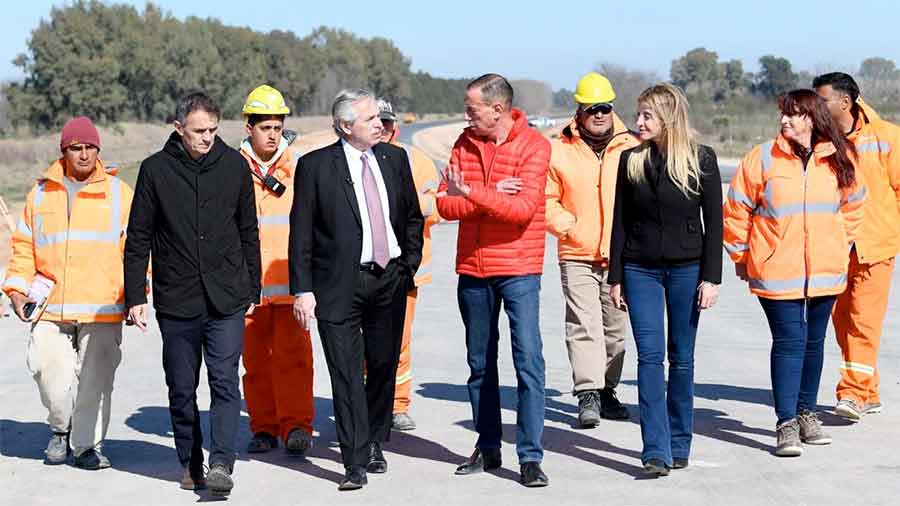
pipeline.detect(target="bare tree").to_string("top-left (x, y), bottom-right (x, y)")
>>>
top-left (510, 79), bottom-right (553, 115)
top-left (594, 62), bottom-right (660, 127)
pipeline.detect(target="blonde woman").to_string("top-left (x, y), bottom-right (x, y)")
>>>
top-left (608, 83), bottom-right (723, 476)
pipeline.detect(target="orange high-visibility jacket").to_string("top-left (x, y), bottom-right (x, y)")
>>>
top-left (393, 141), bottom-right (442, 287)
top-left (546, 115), bottom-right (640, 262)
top-left (240, 138), bottom-right (298, 305)
top-left (844, 99), bottom-right (900, 264)
top-left (723, 135), bottom-right (866, 300)
top-left (3, 159), bottom-right (133, 322)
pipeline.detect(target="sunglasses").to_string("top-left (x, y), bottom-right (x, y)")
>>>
top-left (583, 103), bottom-right (614, 116)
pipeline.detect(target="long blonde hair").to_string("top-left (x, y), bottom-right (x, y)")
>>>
top-left (627, 83), bottom-right (700, 196)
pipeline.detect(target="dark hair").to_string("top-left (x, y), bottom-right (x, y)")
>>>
top-left (778, 89), bottom-right (857, 189)
top-left (467, 73), bottom-right (514, 108)
top-left (812, 72), bottom-right (860, 102)
top-left (175, 92), bottom-right (221, 124)
top-left (246, 114), bottom-right (285, 127)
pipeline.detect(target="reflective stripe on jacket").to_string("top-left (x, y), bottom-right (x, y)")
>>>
top-left (240, 139), bottom-right (297, 305)
top-left (546, 115), bottom-right (639, 262)
top-left (845, 99), bottom-right (900, 264)
top-left (723, 135), bottom-right (865, 300)
top-left (3, 159), bottom-right (133, 322)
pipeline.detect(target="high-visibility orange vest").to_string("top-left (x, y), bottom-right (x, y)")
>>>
top-left (240, 139), bottom-right (297, 305)
top-left (3, 159), bottom-right (133, 322)
top-left (546, 115), bottom-right (640, 262)
top-left (844, 99), bottom-right (900, 264)
top-left (723, 135), bottom-right (865, 300)
top-left (393, 141), bottom-right (441, 287)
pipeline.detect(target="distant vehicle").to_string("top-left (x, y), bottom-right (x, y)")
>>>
top-left (528, 116), bottom-right (557, 128)
top-left (403, 112), bottom-right (418, 124)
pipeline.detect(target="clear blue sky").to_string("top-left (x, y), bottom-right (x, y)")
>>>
top-left (4, 0), bottom-right (899, 90)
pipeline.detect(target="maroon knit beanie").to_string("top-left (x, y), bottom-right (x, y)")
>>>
top-left (60, 116), bottom-right (101, 152)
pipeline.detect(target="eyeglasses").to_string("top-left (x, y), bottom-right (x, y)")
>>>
top-left (583, 103), bottom-right (614, 116)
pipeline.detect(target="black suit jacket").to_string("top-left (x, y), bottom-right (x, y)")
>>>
top-left (289, 140), bottom-right (424, 322)
top-left (608, 143), bottom-right (723, 285)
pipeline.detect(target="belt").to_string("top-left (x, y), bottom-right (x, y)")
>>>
top-left (360, 262), bottom-right (384, 273)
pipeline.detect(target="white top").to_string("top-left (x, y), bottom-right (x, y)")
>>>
top-left (341, 139), bottom-right (401, 264)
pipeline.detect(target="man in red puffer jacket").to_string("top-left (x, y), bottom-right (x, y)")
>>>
top-left (436, 73), bottom-right (551, 488)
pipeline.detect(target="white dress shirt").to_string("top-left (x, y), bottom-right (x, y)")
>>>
top-left (341, 140), bottom-right (402, 264)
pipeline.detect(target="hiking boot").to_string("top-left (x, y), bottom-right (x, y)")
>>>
top-left (247, 432), bottom-right (278, 453)
top-left (206, 463), bottom-right (233, 497)
top-left (73, 448), bottom-right (111, 470)
top-left (835, 398), bottom-right (863, 422)
top-left (45, 432), bottom-right (69, 464)
top-left (862, 401), bottom-right (883, 416)
top-left (392, 412), bottom-right (417, 431)
top-left (577, 391), bottom-right (602, 428)
top-left (775, 419), bottom-right (803, 457)
top-left (797, 410), bottom-right (832, 445)
top-left (180, 466), bottom-right (207, 490)
top-left (285, 428), bottom-right (313, 457)
top-left (642, 458), bottom-right (670, 476)
top-left (599, 387), bottom-right (630, 420)
top-left (519, 462), bottom-right (549, 487)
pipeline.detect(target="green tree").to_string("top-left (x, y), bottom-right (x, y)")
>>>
top-left (754, 55), bottom-right (798, 99)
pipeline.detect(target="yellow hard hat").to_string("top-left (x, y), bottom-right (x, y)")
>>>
top-left (573, 72), bottom-right (616, 104)
top-left (242, 85), bottom-right (290, 116)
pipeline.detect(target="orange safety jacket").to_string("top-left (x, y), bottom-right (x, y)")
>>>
top-left (3, 159), bottom-right (133, 322)
top-left (546, 115), bottom-right (640, 262)
top-left (390, 133), bottom-right (442, 287)
top-left (723, 135), bottom-right (865, 300)
top-left (240, 137), bottom-right (297, 305)
top-left (844, 99), bottom-right (900, 264)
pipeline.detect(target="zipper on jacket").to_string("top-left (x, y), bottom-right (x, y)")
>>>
top-left (61, 182), bottom-right (75, 322)
top-left (802, 160), bottom-right (810, 322)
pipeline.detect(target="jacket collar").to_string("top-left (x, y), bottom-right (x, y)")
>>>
top-left (41, 158), bottom-right (109, 193)
top-left (561, 113), bottom-right (636, 155)
top-left (773, 134), bottom-right (836, 161)
top-left (240, 137), bottom-right (292, 178)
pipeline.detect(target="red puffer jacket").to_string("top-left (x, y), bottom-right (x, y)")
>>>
top-left (437, 108), bottom-right (550, 278)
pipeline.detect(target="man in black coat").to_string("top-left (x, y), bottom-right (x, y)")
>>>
top-left (123, 92), bottom-right (260, 497)
top-left (289, 89), bottom-right (423, 491)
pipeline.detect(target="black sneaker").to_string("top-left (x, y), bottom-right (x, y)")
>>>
top-left (73, 449), bottom-right (111, 470)
top-left (577, 391), bottom-right (602, 428)
top-left (672, 458), bottom-right (689, 469)
top-left (206, 463), bottom-right (234, 497)
top-left (599, 387), bottom-right (630, 420)
top-left (519, 462), bottom-right (549, 487)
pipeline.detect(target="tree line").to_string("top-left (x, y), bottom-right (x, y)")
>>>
top-left (2, 1), bottom-right (470, 131)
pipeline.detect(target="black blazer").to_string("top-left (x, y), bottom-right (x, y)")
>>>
top-left (608, 143), bottom-right (723, 285)
top-left (124, 133), bottom-right (261, 318)
top-left (289, 140), bottom-right (424, 322)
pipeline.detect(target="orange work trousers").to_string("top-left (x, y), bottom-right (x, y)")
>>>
top-left (393, 289), bottom-right (418, 414)
top-left (242, 304), bottom-right (314, 440)
top-left (832, 250), bottom-right (894, 404)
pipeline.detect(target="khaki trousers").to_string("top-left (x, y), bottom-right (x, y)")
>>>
top-left (26, 321), bottom-right (122, 456)
top-left (559, 260), bottom-right (629, 394)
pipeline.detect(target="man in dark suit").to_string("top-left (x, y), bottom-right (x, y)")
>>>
top-left (289, 88), bottom-right (424, 491)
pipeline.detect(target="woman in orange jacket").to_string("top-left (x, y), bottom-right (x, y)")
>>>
top-left (723, 89), bottom-right (864, 457)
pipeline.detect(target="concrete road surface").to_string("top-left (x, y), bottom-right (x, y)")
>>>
top-left (2, 226), bottom-right (899, 506)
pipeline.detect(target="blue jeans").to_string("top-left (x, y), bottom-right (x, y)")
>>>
top-left (758, 296), bottom-right (836, 425)
top-left (458, 274), bottom-right (545, 463)
top-left (623, 262), bottom-right (701, 466)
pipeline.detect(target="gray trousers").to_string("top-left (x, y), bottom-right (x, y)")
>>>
top-left (559, 260), bottom-right (628, 394)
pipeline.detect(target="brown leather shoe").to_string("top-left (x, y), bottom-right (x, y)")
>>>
top-left (180, 466), bottom-right (207, 490)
